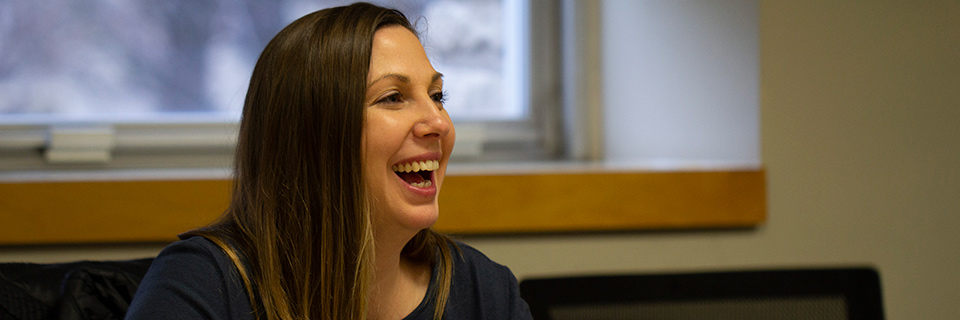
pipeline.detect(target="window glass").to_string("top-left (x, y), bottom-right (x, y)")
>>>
top-left (0, 0), bottom-right (525, 123)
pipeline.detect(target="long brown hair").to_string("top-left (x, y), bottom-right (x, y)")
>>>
top-left (184, 3), bottom-right (456, 319)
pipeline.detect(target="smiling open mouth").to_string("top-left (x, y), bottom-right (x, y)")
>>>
top-left (392, 160), bottom-right (439, 188)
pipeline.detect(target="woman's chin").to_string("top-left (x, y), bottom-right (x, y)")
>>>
top-left (374, 204), bottom-right (440, 235)
top-left (403, 207), bottom-right (440, 231)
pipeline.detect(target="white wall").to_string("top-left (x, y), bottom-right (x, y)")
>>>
top-left (3, 1), bottom-right (959, 319)
top-left (602, 0), bottom-right (759, 168)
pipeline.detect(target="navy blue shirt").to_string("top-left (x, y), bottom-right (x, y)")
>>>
top-left (126, 237), bottom-right (531, 319)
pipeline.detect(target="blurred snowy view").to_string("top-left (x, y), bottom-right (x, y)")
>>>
top-left (0, 0), bottom-right (524, 122)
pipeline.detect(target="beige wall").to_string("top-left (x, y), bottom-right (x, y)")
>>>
top-left (470, 1), bottom-right (959, 319)
top-left (2, 1), bottom-right (958, 319)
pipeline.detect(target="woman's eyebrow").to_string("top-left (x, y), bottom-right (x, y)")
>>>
top-left (368, 73), bottom-right (410, 87)
top-left (367, 72), bottom-right (444, 87)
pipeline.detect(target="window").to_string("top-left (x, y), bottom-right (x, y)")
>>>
top-left (1, 0), bottom-right (761, 178)
top-left (0, 0), bottom-right (556, 176)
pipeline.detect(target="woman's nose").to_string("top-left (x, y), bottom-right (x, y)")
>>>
top-left (413, 101), bottom-right (451, 139)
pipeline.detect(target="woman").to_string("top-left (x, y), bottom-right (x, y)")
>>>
top-left (126, 3), bottom-right (531, 320)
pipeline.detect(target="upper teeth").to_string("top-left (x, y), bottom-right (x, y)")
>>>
top-left (393, 160), bottom-right (439, 173)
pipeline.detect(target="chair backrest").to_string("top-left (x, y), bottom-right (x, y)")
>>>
top-left (519, 268), bottom-right (884, 320)
top-left (0, 258), bottom-right (154, 320)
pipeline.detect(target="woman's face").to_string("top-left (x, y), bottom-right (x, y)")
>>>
top-left (362, 25), bottom-right (455, 237)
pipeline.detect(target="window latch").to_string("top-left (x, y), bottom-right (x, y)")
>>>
top-left (45, 125), bottom-right (114, 163)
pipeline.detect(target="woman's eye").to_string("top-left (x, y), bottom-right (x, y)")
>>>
top-left (377, 93), bottom-right (402, 104)
top-left (431, 91), bottom-right (447, 104)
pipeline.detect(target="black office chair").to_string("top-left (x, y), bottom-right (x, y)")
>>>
top-left (520, 267), bottom-right (884, 320)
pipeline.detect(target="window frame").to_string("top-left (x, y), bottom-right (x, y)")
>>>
top-left (0, 0), bottom-right (561, 173)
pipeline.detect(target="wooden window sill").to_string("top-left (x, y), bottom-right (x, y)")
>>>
top-left (0, 170), bottom-right (765, 244)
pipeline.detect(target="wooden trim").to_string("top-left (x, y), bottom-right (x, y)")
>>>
top-left (437, 170), bottom-right (766, 233)
top-left (0, 170), bottom-right (765, 244)
top-left (0, 180), bottom-right (230, 244)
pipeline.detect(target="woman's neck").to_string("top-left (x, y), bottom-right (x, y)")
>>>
top-left (368, 230), bottom-right (431, 320)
